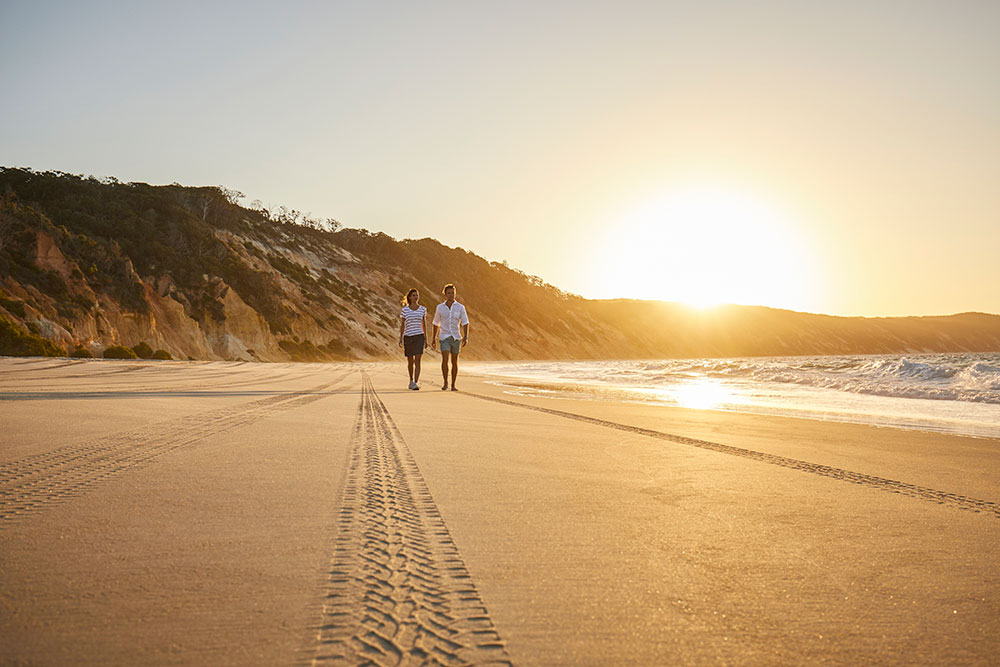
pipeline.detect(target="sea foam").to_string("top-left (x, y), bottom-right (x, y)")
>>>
top-left (466, 353), bottom-right (1000, 438)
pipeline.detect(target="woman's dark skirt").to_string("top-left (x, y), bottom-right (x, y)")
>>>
top-left (403, 334), bottom-right (425, 357)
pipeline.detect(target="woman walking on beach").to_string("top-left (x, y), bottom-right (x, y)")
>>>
top-left (398, 288), bottom-right (428, 390)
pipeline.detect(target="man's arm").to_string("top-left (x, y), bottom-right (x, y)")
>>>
top-left (431, 307), bottom-right (441, 349)
top-left (461, 323), bottom-right (469, 347)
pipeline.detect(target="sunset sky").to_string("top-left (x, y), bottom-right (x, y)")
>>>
top-left (2, 1), bottom-right (998, 317)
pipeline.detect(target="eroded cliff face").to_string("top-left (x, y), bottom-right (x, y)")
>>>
top-left (6, 224), bottom-right (1000, 362)
top-left (3, 219), bottom-right (608, 361)
top-left (3, 227), bottom-right (399, 360)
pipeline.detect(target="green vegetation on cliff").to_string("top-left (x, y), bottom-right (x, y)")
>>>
top-left (0, 169), bottom-right (294, 328)
top-left (0, 313), bottom-right (65, 357)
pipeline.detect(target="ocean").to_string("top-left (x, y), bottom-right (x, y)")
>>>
top-left (465, 353), bottom-right (1000, 439)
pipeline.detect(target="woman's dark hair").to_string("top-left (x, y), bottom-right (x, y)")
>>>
top-left (402, 288), bottom-right (419, 306)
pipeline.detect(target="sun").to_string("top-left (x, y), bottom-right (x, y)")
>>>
top-left (600, 186), bottom-right (818, 310)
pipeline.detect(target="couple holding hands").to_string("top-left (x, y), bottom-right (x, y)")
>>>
top-left (397, 283), bottom-right (469, 391)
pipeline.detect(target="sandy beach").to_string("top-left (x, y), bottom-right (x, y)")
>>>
top-left (1, 357), bottom-right (998, 665)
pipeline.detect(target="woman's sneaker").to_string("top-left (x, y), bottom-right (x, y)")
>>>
top-left (408, 380), bottom-right (417, 390)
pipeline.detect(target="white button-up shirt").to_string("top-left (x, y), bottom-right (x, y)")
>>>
top-left (433, 301), bottom-right (469, 339)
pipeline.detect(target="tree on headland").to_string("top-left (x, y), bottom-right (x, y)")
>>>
top-left (0, 207), bottom-right (15, 254)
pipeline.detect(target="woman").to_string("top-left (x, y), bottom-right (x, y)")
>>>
top-left (398, 288), bottom-right (428, 390)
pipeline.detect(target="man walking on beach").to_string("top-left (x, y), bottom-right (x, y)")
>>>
top-left (431, 283), bottom-right (469, 391)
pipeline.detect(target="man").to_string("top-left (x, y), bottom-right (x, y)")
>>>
top-left (431, 283), bottom-right (469, 391)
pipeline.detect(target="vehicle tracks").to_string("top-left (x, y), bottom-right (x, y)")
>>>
top-left (0, 371), bottom-right (352, 524)
top-left (309, 373), bottom-right (511, 666)
top-left (463, 391), bottom-right (1000, 519)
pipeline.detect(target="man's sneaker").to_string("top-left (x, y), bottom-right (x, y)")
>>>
top-left (408, 380), bottom-right (417, 390)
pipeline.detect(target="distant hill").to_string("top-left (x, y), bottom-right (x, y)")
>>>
top-left (1, 167), bottom-right (999, 361)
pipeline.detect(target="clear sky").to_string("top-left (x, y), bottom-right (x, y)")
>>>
top-left (2, 1), bottom-right (998, 316)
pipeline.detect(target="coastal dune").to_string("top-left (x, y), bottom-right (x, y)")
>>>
top-left (1, 358), bottom-right (998, 665)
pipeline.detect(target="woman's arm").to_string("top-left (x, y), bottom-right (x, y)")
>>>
top-left (398, 314), bottom-right (405, 346)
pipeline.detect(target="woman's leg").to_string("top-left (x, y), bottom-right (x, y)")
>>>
top-left (407, 355), bottom-right (415, 381)
top-left (413, 354), bottom-right (422, 383)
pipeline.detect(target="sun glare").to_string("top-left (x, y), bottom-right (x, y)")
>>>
top-left (673, 378), bottom-right (733, 410)
top-left (640, 377), bottom-right (743, 410)
top-left (601, 186), bottom-right (818, 310)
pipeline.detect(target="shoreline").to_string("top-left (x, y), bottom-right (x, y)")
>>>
top-left (480, 377), bottom-right (1000, 441)
top-left (463, 354), bottom-right (1000, 441)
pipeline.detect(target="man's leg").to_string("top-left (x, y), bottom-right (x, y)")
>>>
top-left (440, 351), bottom-right (450, 389)
top-left (450, 353), bottom-right (459, 390)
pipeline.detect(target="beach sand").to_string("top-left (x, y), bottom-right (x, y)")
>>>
top-left (1, 358), bottom-right (998, 665)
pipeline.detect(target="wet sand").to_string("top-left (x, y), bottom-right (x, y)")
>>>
top-left (1, 358), bottom-right (998, 665)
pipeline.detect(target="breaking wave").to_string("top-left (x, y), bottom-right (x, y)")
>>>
top-left (497, 354), bottom-right (1000, 404)
top-left (466, 353), bottom-right (1000, 438)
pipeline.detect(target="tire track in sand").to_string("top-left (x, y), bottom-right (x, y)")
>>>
top-left (309, 372), bottom-right (511, 666)
top-left (463, 391), bottom-right (1000, 519)
top-left (0, 371), bottom-right (351, 524)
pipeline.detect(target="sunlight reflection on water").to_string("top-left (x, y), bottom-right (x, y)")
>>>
top-left (636, 378), bottom-right (747, 410)
top-left (466, 355), bottom-right (1000, 439)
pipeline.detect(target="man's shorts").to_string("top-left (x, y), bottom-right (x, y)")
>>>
top-left (403, 334), bottom-right (425, 357)
top-left (439, 336), bottom-right (461, 354)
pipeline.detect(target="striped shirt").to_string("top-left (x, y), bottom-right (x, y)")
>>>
top-left (400, 305), bottom-right (426, 336)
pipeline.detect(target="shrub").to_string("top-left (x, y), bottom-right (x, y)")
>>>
top-left (0, 314), bottom-right (66, 357)
top-left (132, 341), bottom-right (154, 358)
top-left (103, 345), bottom-right (138, 359)
top-left (0, 294), bottom-right (26, 318)
top-left (70, 347), bottom-right (93, 358)
top-left (152, 349), bottom-right (172, 360)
